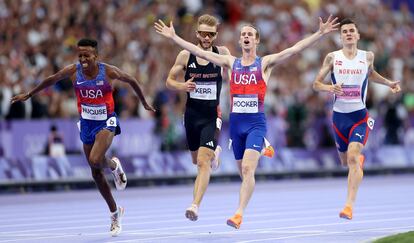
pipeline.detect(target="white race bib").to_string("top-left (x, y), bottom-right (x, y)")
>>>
top-left (81, 104), bottom-right (107, 120)
top-left (189, 82), bottom-right (217, 100)
top-left (232, 95), bottom-right (258, 113)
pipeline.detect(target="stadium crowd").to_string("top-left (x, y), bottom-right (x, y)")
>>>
top-left (0, 0), bottom-right (413, 149)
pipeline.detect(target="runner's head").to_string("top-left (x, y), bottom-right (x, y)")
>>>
top-left (77, 38), bottom-right (98, 70)
top-left (339, 19), bottom-right (359, 45)
top-left (239, 24), bottom-right (260, 50)
top-left (196, 14), bottom-right (219, 50)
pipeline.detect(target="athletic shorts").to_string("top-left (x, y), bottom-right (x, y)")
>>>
top-left (332, 108), bottom-right (372, 152)
top-left (77, 113), bottom-right (121, 145)
top-left (229, 112), bottom-right (267, 160)
top-left (184, 108), bottom-right (221, 151)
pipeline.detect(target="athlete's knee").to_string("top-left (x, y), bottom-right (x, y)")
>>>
top-left (346, 152), bottom-right (359, 167)
top-left (241, 164), bottom-right (255, 179)
top-left (89, 154), bottom-right (104, 169)
top-left (197, 154), bottom-right (212, 171)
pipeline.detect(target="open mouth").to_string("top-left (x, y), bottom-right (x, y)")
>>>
top-left (244, 40), bottom-right (250, 44)
top-left (81, 63), bottom-right (88, 68)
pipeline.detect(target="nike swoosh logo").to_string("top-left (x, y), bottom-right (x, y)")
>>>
top-left (76, 80), bottom-right (89, 85)
top-left (253, 145), bottom-right (260, 148)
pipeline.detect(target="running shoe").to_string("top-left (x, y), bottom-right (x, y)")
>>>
top-left (211, 145), bottom-right (222, 171)
top-left (185, 204), bottom-right (198, 221)
top-left (111, 157), bottom-right (127, 190)
top-left (226, 214), bottom-right (243, 229)
top-left (110, 206), bottom-right (124, 237)
top-left (261, 145), bottom-right (275, 158)
top-left (339, 205), bottom-right (353, 220)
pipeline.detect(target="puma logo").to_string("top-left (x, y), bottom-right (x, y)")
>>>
top-left (355, 133), bottom-right (364, 139)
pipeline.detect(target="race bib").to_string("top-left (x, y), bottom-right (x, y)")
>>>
top-left (337, 85), bottom-right (361, 102)
top-left (189, 82), bottom-right (217, 100)
top-left (232, 94), bottom-right (258, 113)
top-left (81, 104), bottom-right (107, 120)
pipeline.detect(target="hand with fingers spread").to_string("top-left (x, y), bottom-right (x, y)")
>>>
top-left (11, 92), bottom-right (31, 104)
top-left (331, 83), bottom-right (344, 96)
top-left (318, 15), bottom-right (340, 35)
top-left (183, 77), bottom-right (196, 92)
top-left (388, 80), bottom-right (401, 93)
top-left (154, 20), bottom-right (176, 39)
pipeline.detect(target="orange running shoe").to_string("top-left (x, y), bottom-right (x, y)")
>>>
top-left (339, 205), bottom-right (353, 220)
top-left (261, 145), bottom-right (275, 158)
top-left (227, 214), bottom-right (243, 229)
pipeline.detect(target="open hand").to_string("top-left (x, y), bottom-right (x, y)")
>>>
top-left (154, 20), bottom-right (176, 39)
top-left (11, 93), bottom-right (31, 104)
top-left (318, 15), bottom-right (339, 35)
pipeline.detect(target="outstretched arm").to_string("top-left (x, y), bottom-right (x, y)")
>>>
top-left (262, 15), bottom-right (339, 70)
top-left (107, 65), bottom-right (156, 112)
top-left (154, 20), bottom-right (235, 69)
top-left (367, 52), bottom-right (401, 93)
top-left (11, 64), bottom-right (76, 104)
top-left (166, 50), bottom-right (196, 92)
top-left (313, 53), bottom-right (344, 95)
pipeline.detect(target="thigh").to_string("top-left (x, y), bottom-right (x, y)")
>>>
top-left (245, 127), bottom-right (267, 153)
top-left (184, 114), bottom-right (201, 152)
top-left (89, 129), bottom-right (115, 160)
top-left (199, 119), bottom-right (218, 150)
top-left (349, 122), bottom-right (369, 145)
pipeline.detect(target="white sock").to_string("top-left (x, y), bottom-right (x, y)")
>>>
top-left (111, 208), bottom-right (119, 216)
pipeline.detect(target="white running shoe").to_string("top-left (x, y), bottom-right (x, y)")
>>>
top-left (211, 145), bottom-right (222, 171)
top-left (185, 204), bottom-right (199, 221)
top-left (111, 157), bottom-right (127, 190)
top-left (110, 206), bottom-right (124, 237)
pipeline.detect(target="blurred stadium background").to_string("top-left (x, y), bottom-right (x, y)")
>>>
top-left (0, 0), bottom-right (414, 191)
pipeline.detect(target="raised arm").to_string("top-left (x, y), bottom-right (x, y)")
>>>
top-left (11, 64), bottom-right (76, 104)
top-left (166, 50), bottom-right (196, 92)
top-left (313, 53), bottom-right (344, 95)
top-left (262, 15), bottom-right (339, 70)
top-left (106, 65), bottom-right (156, 112)
top-left (367, 52), bottom-right (401, 93)
top-left (154, 20), bottom-right (235, 69)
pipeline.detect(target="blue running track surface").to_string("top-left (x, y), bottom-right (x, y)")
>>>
top-left (0, 175), bottom-right (413, 242)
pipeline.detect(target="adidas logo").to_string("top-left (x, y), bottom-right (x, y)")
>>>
top-left (188, 62), bottom-right (197, 68)
top-left (206, 141), bottom-right (214, 147)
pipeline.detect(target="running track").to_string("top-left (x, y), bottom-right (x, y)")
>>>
top-left (0, 175), bottom-right (413, 242)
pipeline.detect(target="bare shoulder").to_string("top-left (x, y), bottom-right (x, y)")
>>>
top-left (217, 46), bottom-right (231, 55)
top-left (177, 50), bottom-right (190, 60)
top-left (102, 63), bottom-right (122, 78)
top-left (324, 52), bottom-right (335, 64)
top-left (366, 51), bottom-right (374, 60)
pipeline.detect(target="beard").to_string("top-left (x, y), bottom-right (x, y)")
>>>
top-left (198, 39), bottom-right (213, 50)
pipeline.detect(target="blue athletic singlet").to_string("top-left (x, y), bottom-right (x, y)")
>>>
top-left (229, 57), bottom-right (267, 160)
top-left (74, 63), bottom-right (120, 144)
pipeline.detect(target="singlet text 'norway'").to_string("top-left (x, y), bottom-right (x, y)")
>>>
top-left (338, 69), bottom-right (363, 75)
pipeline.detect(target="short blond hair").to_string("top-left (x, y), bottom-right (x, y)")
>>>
top-left (198, 14), bottom-right (219, 28)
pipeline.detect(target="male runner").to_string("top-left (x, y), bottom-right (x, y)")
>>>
top-left (313, 19), bottom-right (401, 220)
top-left (11, 38), bottom-right (155, 236)
top-left (166, 14), bottom-right (230, 221)
top-left (155, 15), bottom-right (338, 228)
